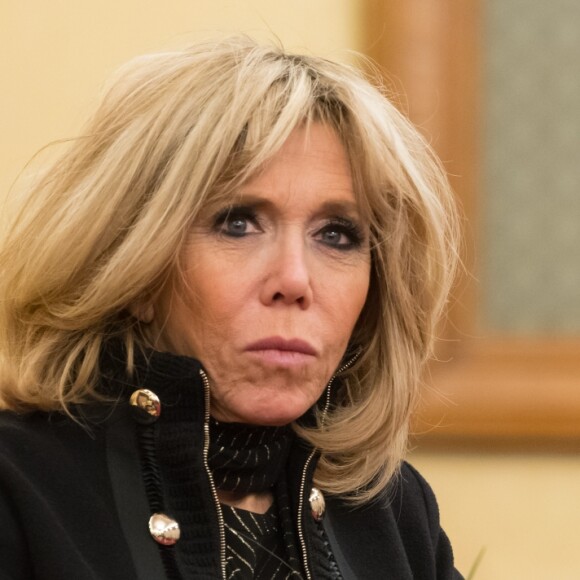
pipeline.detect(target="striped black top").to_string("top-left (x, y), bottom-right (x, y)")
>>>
top-left (222, 501), bottom-right (303, 579)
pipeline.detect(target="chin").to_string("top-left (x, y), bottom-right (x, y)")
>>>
top-left (232, 408), bottom-right (306, 427)
top-left (246, 413), bottom-right (301, 427)
top-left (215, 396), bottom-right (315, 427)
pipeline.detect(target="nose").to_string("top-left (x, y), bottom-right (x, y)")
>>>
top-left (259, 237), bottom-right (313, 309)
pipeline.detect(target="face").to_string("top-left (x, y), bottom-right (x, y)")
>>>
top-left (151, 123), bottom-right (371, 425)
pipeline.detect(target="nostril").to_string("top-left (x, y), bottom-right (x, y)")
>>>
top-left (271, 291), bottom-right (306, 305)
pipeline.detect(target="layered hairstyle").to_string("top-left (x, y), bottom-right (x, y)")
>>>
top-left (0, 37), bottom-right (458, 502)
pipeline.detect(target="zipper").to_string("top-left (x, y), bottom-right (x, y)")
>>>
top-left (296, 351), bottom-right (361, 580)
top-left (200, 368), bottom-right (227, 580)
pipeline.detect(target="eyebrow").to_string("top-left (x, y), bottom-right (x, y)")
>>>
top-left (227, 192), bottom-right (362, 218)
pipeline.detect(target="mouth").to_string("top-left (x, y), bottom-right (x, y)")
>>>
top-left (244, 337), bottom-right (317, 366)
top-left (245, 337), bottom-right (317, 355)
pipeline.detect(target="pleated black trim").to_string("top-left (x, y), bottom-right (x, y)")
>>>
top-left (137, 423), bottom-right (183, 580)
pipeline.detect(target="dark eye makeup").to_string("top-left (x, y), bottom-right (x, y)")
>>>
top-left (212, 205), bottom-right (261, 238)
top-left (212, 204), bottom-right (366, 250)
top-left (315, 217), bottom-right (365, 250)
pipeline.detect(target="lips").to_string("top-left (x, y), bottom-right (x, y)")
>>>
top-left (245, 337), bottom-right (317, 356)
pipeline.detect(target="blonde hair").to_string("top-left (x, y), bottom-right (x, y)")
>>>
top-left (0, 37), bottom-right (458, 502)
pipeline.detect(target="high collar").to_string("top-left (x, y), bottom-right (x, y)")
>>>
top-left (100, 343), bottom-right (203, 397)
top-left (98, 341), bottom-right (323, 579)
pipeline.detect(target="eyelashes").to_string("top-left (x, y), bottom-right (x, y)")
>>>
top-left (212, 206), bottom-right (261, 238)
top-left (315, 217), bottom-right (365, 250)
top-left (211, 204), bottom-right (366, 251)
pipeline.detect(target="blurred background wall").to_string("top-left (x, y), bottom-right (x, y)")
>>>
top-left (366, 2), bottom-right (580, 579)
top-left (0, 0), bottom-right (360, 198)
top-left (2, 2), bottom-right (579, 578)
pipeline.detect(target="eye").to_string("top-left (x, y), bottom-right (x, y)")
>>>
top-left (315, 218), bottom-right (364, 250)
top-left (213, 206), bottom-right (261, 238)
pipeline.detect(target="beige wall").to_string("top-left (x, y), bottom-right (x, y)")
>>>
top-left (1, 0), bottom-right (361, 197)
top-left (2, 3), bottom-right (578, 579)
top-left (410, 451), bottom-right (580, 579)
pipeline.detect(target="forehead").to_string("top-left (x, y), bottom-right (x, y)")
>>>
top-left (239, 123), bottom-right (356, 206)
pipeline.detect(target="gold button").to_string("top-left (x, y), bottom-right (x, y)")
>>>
top-left (129, 389), bottom-right (161, 424)
top-left (148, 513), bottom-right (180, 546)
top-left (309, 487), bottom-right (325, 521)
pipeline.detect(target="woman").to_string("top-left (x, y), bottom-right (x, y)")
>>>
top-left (0, 38), bottom-right (461, 579)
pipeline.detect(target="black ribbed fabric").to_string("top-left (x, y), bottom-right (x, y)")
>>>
top-left (208, 419), bottom-right (304, 578)
top-left (208, 419), bottom-right (294, 492)
top-left (309, 520), bottom-right (343, 580)
top-left (102, 346), bottom-right (224, 579)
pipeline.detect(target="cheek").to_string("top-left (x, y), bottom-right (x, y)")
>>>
top-left (352, 271), bottom-right (371, 317)
top-left (178, 265), bottom-right (252, 346)
top-left (346, 261), bottom-right (371, 315)
top-left (325, 263), bottom-right (371, 343)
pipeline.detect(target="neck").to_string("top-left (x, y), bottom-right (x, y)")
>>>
top-left (217, 489), bottom-right (274, 514)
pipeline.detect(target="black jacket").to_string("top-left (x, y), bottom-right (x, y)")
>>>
top-left (0, 349), bottom-right (462, 579)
